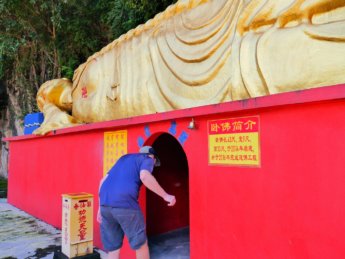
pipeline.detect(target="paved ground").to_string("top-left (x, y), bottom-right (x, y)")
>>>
top-left (148, 227), bottom-right (190, 259)
top-left (0, 199), bottom-right (106, 259)
top-left (0, 199), bottom-right (190, 259)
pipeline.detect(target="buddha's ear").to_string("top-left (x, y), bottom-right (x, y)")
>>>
top-left (106, 83), bottom-right (119, 101)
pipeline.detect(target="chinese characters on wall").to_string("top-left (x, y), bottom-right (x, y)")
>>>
top-left (208, 116), bottom-right (260, 166)
top-left (103, 130), bottom-right (128, 175)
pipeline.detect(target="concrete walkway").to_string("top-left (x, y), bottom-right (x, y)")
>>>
top-left (0, 199), bottom-right (190, 259)
top-left (0, 199), bottom-right (106, 259)
top-left (148, 227), bottom-right (190, 259)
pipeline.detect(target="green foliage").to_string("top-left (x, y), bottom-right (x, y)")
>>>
top-left (0, 176), bottom-right (7, 198)
top-left (107, 0), bottom-right (177, 38)
top-left (0, 80), bottom-right (7, 110)
top-left (0, 176), bottom-right (7, 189)
top-left (0, 0), bottom-right (176, 124)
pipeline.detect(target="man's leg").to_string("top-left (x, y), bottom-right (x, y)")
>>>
top-left (135, 241), bottom-right (150, 259)
top-left (100, 207), bottom-right (124, 259)
top-left (108, 248), bottom-right (120, 259)
top-left (116, 209), bottom-right (149, 258)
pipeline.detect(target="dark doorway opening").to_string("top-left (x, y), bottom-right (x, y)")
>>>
top-left (147, 133), bottom-right (190, 258)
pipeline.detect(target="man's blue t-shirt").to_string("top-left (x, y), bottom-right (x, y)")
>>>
top-left (99, 153), bottom-right (154, 210)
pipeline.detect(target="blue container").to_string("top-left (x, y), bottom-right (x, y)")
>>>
top-left (24, 125), bottom-right (41, 135)
top-left (24, 113), bottom-right (44, 127)
top-left (24, 113), bottom-right (44, 135)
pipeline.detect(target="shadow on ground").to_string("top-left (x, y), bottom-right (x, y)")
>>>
top-left (149, 227), bottom-right (190, 259)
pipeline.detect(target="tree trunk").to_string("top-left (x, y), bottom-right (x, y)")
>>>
top-left (0, 80), bottom-right (25, 179)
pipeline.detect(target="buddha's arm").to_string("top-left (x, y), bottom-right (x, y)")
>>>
top-left (34, 79), bottom-right (79, 135)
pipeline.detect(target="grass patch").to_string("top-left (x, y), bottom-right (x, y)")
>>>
top-left (0, 176), bottom-right (8, 198)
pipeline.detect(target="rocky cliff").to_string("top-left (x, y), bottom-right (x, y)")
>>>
top-left (0, 80), bottom-right (27, 178)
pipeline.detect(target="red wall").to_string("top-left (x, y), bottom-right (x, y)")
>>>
top-left (187, 100), bottom-right (345, 259)
top-left (5, 84), bottom-right (345, 258)
top-left (7, 131), bottom-right (105, 249)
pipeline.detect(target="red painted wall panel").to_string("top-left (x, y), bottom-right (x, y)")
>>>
top-left (188, 100), bottom-right (345, 259)
top-left (6, 85), bottom-right (345, 259)
top-left (8, 131), bottom-right (104, 247)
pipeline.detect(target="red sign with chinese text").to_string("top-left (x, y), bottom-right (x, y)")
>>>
top-left (208, 117), bottom-right (259, 134)
top-left (208, 116), bottom-right (260, 166)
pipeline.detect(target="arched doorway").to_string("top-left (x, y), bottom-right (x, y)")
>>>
top-left (146, 133), bottom-right (190, 258)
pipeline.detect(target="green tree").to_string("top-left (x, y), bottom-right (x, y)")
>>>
top-left (0, 0), bottom-right (176, 124)
top-left (107, 0), bottom-right (177, 39)
top-left (0, 0), bottom-right (111, 119)
top-left (0, 0), bottom-right (176, 177)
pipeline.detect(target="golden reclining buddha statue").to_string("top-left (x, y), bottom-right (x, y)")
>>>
top-left (35, 0), bottom-right (345, 135)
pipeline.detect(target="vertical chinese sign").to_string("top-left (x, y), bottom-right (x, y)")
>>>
top-left (103, 130), bottom-right (128, 176)
top-left (208, 116), bottom-right (260, 166)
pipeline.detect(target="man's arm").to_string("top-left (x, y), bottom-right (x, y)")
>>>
top-left (97, 174), bottom-right (108, 223)
top-left (140, 170), bottom-right (176, 206)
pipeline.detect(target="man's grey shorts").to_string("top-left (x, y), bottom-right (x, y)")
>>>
top-left (100, 206), bottom-right (147, 251)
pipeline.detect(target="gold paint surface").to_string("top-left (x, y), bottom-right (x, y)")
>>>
top-left (35, 0), bottom-right (345, 135)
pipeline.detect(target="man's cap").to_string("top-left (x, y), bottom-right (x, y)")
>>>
top-left (139, 146), bottom-right (161, 167)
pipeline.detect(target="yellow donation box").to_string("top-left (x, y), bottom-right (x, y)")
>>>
top-left (62, 193), bottom-right (94, 258)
